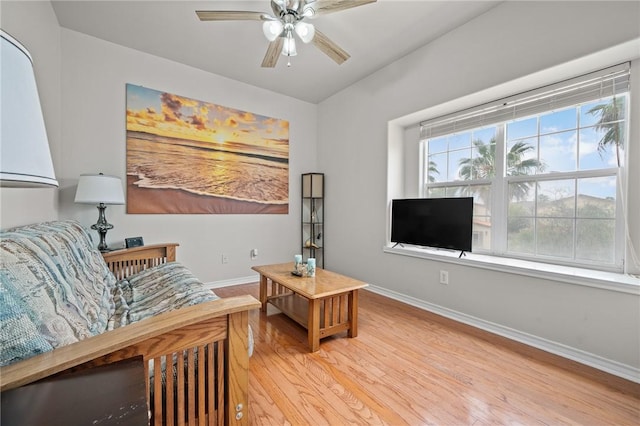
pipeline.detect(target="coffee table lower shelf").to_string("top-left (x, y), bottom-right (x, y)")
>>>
top-left (268, 292), bottom-right (353, 340)
top-left (268, 292), bottom-right (307, 328)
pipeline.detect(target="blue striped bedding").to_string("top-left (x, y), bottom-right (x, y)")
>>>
top-left (0, 220), bottom-right (218, 366)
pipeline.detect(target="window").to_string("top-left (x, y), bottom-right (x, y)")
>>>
top-left (420, 64), bottom-right (630, 271)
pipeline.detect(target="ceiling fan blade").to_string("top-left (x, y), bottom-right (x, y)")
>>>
top-left (303, 0), bottom-right (376, 17)
top-left (196, 11), bottom-right (269, 21)
top-left (312, 29), bottom-right (350, 65)
top-left (262, 38), bottom-right (284, 68)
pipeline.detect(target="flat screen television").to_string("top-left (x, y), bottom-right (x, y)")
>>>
top-left (391, 197), bottom-right (474, 253)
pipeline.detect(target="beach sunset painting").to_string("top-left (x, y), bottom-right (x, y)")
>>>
top-left (126, 84), bottom-right (289, 214)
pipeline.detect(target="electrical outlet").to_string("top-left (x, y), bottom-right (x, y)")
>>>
top-left (221, 254), bottom-right (229, 264)
top-left (439, 270), bottom-right (449, 285)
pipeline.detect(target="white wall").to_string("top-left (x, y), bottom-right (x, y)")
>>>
top-left (318, 1), bottom-right (640, 376)
top-left (55, 29), bottom-right (317, 283)
top-left (0, 1), bottom-right (61, 227)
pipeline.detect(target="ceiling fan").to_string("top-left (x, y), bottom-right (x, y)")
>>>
top-left (196, 0), bottom-right (377, 67)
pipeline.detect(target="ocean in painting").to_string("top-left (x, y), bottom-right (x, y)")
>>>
top-left (127, 131), bottom-right (289, 205)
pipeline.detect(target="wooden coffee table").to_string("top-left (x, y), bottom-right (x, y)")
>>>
top-left (252, 263), bottom-right (368, 352)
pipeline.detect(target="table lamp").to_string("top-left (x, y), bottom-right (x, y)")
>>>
top-left (75, 173), bottom-right (125, 251)
top-left (0, 30), bottom-right (58, 187)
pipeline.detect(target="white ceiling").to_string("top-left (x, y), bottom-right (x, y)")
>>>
top-left (51, 0), bottom-right (500, 103)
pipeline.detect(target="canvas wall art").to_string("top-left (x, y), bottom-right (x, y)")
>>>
top-left (125, 84), bottom-right (289, 214)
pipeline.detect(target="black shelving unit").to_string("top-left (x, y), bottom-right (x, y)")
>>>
top-left (301, 173), bottom-right (324, 268)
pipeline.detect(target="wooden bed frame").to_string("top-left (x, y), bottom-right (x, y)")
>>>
top-left (0, 243), bottom-right (260, 426)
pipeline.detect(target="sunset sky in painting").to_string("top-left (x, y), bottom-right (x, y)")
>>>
top-left (126, 84), bottom-right (289, 158)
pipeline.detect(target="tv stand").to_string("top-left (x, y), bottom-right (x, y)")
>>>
top-left (458, 251), bottom-right (467, 258)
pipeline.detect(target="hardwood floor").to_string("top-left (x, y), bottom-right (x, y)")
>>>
top-left (214, 283), bottom-right (640, 425)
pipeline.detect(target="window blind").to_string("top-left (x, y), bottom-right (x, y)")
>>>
top-left (420, 63), bottom-right (631, 139)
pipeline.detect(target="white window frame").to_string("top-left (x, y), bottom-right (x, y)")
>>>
top-left (418, 64), bottom-right (630, 273)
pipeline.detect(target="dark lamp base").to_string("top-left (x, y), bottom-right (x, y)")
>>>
top-left (91, 203), bottom-right (114, 251)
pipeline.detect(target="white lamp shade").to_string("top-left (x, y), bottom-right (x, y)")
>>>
top-left (262, 20), bottom-right (283, 42)
top-left (75, 174), bottom-right (125, 205)
top-left (0, 30), bottom-right (58, 188)
top-left (282, 31), bottom-right (297, 56)
top-left (294, 22), bottom-right (315, 43)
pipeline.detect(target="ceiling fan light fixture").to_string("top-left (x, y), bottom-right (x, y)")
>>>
top-left (282, 30), bottom-right (297, 56)
top-left (294, 22), bottom-right (315, 43)
top-left (262, 20), bottom-right (284, 41)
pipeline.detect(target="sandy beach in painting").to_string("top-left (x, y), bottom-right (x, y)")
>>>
top-left (127, 175), bottom-right (288, 214)
top-left (126, 132), bottom-right (289, 214)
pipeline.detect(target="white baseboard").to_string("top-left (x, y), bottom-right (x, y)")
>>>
top-left (204, 276), bottom-right (639, 383)
top-left (366, 284), bottom-right (640, 384)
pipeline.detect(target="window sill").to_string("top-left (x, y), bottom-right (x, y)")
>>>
top-left (383, 245), bottom-right (640, 295)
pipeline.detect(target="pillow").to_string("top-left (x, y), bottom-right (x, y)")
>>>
top-left (125, 262), bottom-right (219, 323)
top-left (0, 276), bottom-right (53, 366)
top-left (0, 235), bottom-right (88, 346)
